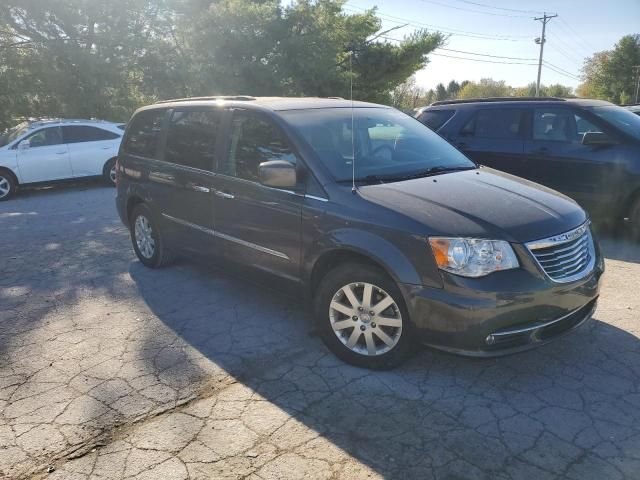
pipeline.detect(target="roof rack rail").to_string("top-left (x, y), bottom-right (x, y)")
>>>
top-left (431, 97), bottom-right (566, 106)
top-left (155, 95), bottom-right (256, 104)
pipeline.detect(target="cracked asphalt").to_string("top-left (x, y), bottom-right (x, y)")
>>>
top-left (1, 182), bottom-right (639, 480)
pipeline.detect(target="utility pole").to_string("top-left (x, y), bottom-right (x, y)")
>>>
top-left (534, 13), bottom-right (557, 97)
top-left (633, 65), bottom-right (640, 103)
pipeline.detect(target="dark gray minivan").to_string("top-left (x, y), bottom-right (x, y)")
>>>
top-left (116, 96), bottom-right (604, 369)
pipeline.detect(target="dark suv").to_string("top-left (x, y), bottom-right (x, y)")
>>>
top-left (116, 96), bottom-right (603, 369)
top-left (416, 98), bottom-right (640, 236)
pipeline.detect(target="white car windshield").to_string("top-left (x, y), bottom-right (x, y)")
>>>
top-left (0, 123), bottom-right (29, 147)
top-left (282, 107), bottom-right (476, 183)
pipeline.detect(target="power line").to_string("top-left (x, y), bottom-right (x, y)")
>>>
top-left (447, 0), bottom-right (544, 15)
top-left (543, 62), bottom-right (581, 81)
top-left (543, 60), bottom-right (581, 80)
top-left (417, 0), bottom-right (535, 18)
top-left (547, 42), bottom-right (583, 66)
top-left (430, 52), bottom-right (538, 65)
top-left (558, 17), bottom-right (599, 52)
top-left (343, 5), bottom-right (532, 41)
top-left (439, 47), bottom-right (537, 61)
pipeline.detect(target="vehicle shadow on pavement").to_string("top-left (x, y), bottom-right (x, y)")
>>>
top-left (129, 256), bottom-right (640, 479)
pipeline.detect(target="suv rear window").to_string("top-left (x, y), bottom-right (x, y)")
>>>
top-left (461, 108), bottom-right (524, 139)
top-left (165, 109), bottom-right (220, 171)
top-left (123, 110), bottom-right (166, 158)
top-left (417, 110), bottom-right (454, 131)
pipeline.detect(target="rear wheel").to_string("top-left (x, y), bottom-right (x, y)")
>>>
top-left (314, 263), bottom-right (416, 369)
top-left (0, 170), bottom-right (17, 201)
top-left (103, 158), bottom-right (117, 186)
top-left (629, 196), bottom-right (640, 241)
top-left (130, 203), bottom-right (174, 268)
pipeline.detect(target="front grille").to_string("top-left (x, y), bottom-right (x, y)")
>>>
top-left (526, 223), bottom-right (595, 283)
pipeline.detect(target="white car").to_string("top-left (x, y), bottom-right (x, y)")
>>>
top-left (0, 119), bottom-right (125, 200)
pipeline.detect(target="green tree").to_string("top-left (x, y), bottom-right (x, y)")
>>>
top-left (457, 78), bottom-right (511, 99)
top-left (435, 83), bottom-right (447, 100)
top-left (446, 80), bottom-right (460, 98)
top-left (577, 34), bottom-right (640, 103)
top-left (0, 0), bottom-right (444, 128)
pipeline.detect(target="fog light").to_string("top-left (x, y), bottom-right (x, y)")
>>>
top-left (485, 334), bottom-right (496, 345)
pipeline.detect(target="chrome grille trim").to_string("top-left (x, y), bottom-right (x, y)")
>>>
top-left (525, 222), bottom-right (595, 283)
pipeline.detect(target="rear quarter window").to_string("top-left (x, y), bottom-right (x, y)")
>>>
top-left (123, 109), bottom-right (166, 158)
top-left (461, 108), bottom-right (524, 139)
top-left (417, 110), bottom-right (454, 131)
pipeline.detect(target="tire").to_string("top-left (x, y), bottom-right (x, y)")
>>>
top-left (103, 158), bottom-right (117, 186)
top-left (0, 169), bottom-right (17, 201)
top-left (314, 262), bottom-right (416, 369)
top-left (129, 203), bottom-right (174, 268)
top-left (629, 196), bottom-right (640, 241)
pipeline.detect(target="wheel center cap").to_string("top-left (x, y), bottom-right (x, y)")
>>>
top-left (360, 313), bottom-right (372, 323)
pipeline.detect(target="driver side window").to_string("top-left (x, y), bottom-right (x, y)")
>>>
top-left (220, 111), bottom-right (297, 183)
top-left (22, 127), bottom-right (63, 148)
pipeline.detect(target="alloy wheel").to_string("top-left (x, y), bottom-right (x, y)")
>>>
top-left (329, 282), bottom-right (403, 356)
top-left (109, 165), bottom-right (117, 184)
top-left (0, 176), bottom-right (11, 199)
top-left (134, 215), bottom-right (156, 259)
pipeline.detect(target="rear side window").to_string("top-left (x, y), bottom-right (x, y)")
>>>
top-left (165, 109), bottom-right (220, 171)
top-left (220, 111), bottom-right (297, 183)
top-left (461, 108), bottom-right (524, 139)
top-left (123, 110), bottom-right (166, 158)
top-left (63, 126), bottom-right (120, 143)
top-left (417, 110), bottom-right (454, 130)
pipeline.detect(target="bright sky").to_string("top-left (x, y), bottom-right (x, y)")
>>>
top-left (343, 0), bottom-right (640, 91)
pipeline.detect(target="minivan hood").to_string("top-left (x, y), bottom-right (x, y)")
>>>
top-left (358, 168), bottom-right (587, 243)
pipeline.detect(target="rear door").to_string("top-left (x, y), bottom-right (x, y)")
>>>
top-left (63, 126), bottom-right (121, 177)
top-left (447, 107), bottom-right (527, 176)
top-left (154, 108), bottom-right (222, 254)
top-left (16, 126), bottom-right (72, 183)
top-left (523, 106), bottom-right (621, 214)
top-left (212, 109), bottom-right (303, 281)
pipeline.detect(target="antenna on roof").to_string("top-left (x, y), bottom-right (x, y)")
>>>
top-left (349, 49), bottom-right (357, 195)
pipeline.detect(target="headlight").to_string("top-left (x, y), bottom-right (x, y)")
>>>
top-left (428, 237), bottom-right (519, 278)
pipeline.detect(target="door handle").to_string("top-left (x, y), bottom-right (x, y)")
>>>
top-left (191, 184), bottom-right (210, 193)
top-left (101, 146), bottom-right (111, 150)
top-left (215, 190), bottom-right (234, 199)
top-left (55, 151), bottom-right (67, 155)
top-left (533, 147), bottom-right (550, 155)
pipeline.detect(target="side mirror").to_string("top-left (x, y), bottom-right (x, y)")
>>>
top-left (258, 160), bottom-right (297, 189)
top-left (582, 131), bottom-right (615, 146)
top-left (18, 139), bottom-right (30, 150)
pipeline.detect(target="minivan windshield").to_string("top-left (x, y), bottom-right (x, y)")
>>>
top-left (281, 107), bottom-right (476, 183)
top-left (586, 105), bottom-right (640, 141)
top-left (0, 123), bottom-right (29, 147)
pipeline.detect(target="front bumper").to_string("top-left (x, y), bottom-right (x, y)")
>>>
top-left (401, 243), bottom-right (604, 357)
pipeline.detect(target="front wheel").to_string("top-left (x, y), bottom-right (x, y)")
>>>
top-left (130, 203), bottom-right (174, 268)
top-left (314, 263), bottom-right (416, 369)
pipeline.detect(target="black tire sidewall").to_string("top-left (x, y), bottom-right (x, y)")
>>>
top-left (630, 197), bottom-right (640, 241)
top-left (0, 171), bottom-right (16, 201)
top-left (314, 263), bottom-right (416, 370)
top-left (103, 158), bottom-right (117, 186)
top-left (130, 204), bottom-right (164, 268)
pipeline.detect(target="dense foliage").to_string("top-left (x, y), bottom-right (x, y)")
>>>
top-left (391, 77), bottom-right (574, 111)
top-left (577, 34), bottom-right (640, 104)
top-left (0, 0), bottom-right (444, 129)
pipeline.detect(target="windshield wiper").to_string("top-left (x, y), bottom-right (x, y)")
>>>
top-left (364, 165), bottom-right (476, 183)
